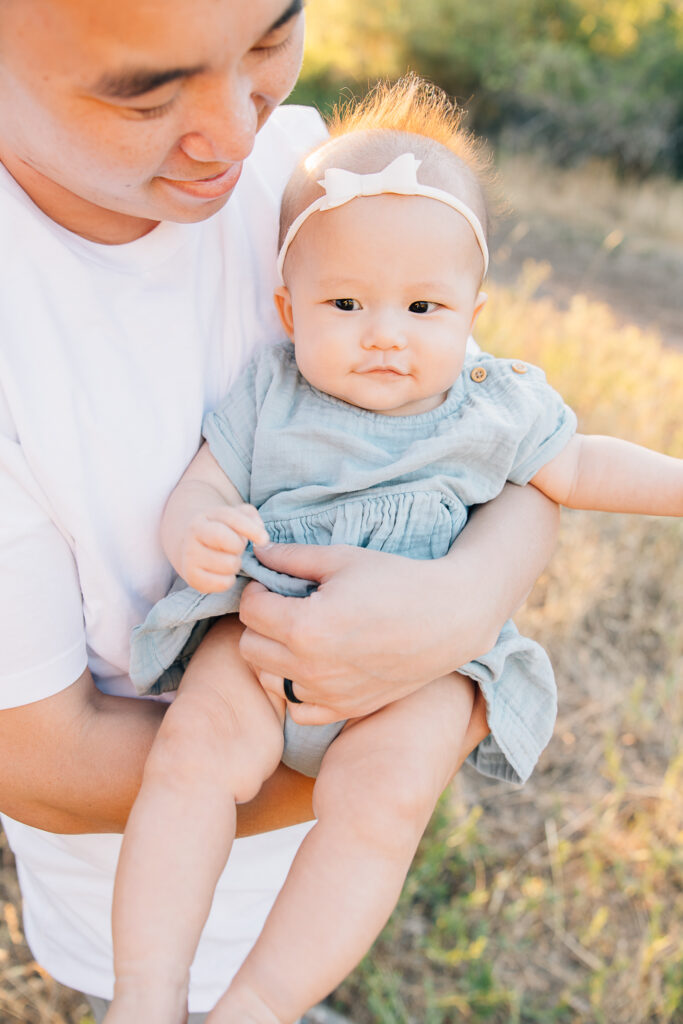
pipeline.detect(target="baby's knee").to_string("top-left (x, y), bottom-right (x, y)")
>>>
top-left (143, 704), bottom-right (215, 795)
top-left (314, 749), bottom-right (441, 856)
top-left (228, 713), bottom-right (285, 803)
top-left (144, 696), bottom-right (283, 805)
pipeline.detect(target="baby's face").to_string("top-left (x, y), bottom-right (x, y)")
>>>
top-left (276, 193), bottom-right (487, 416)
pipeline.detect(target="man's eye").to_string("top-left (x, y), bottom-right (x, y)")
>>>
top-left (333, 298), bottom-right (361, 311)
top-left (252, 18), bottom-right (299, 56)
top-left (130, 97), bottom-right (177, 119)
top-left (409, 300), bottom-right (438, 314)
top-left (253, 35), bottom-right (294, 57)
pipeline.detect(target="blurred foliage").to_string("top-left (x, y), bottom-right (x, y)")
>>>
top-left (293, 0), bottom-right (683, 177)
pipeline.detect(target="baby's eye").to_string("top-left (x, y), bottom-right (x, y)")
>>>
top-left (333, 298), bottom-right (361, 311)
top-left (409, 300), bottom-right (439, 314)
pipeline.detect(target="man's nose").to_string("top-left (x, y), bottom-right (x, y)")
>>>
top-left (178, 74), bottom-right (261, 165)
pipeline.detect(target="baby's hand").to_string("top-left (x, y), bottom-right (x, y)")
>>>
top-left (178, 504), bottom-right (269, 593)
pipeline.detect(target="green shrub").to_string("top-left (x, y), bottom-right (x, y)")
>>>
top-left (292, 0), bottom-right (683, 176)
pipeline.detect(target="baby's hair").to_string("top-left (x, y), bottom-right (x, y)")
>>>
top-left (279, 73), bottom-right (498, 253)
top-left (328, 74), bottom-right (491, 183)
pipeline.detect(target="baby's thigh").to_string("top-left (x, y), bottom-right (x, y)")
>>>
top-left (177, 615), bottom-right (284, 721)
top-left (159, 616), bottom-right (285, 799)
top-left (314, 672), bottom-right (475, 844)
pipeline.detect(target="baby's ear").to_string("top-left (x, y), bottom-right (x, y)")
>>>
top-left (274, 286), bottom-right (295, 340)
top-left (470, 291), bottom-right (487, 331)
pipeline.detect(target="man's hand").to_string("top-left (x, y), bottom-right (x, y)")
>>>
top-left (240, 543), bottom-right (490, 725)
top-left (177, 504), bottom-right (268, 593)
top-left (240, 484), bottom-right (559, 726)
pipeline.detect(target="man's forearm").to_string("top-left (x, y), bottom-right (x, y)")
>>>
top-left (456, 686), bottom-right (490, 767)
top-left (442, 483), bottom-right (559, 658)
top-left (0, 666), bottom-right (314, 835)
top-left (0, 675), bottom-right (166, 833)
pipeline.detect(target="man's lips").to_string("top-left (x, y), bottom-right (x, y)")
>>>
top-left (159, 162), bottom-right (243, 200)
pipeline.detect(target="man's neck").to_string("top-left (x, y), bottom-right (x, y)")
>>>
top-left (0, 152), bottom-right (158, 244)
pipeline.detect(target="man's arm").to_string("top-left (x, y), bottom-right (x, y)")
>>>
top-left (0, 626), bottom-right (315, 836)
top-left (239, 483), bottom-right (559, 725)
top-left (0, 657), bottom-right (484, 836)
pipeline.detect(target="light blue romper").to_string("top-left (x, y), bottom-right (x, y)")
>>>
top-left (130, 341), bottom-right (577, 784)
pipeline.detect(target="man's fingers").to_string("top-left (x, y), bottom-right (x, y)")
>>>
top-left (239, 582), bottom-right (303, 648)
top-left (257, 671), bottom-right (286, 699)
top-left (252, 541), bottom-right (348, 582)
top-left (286, 702), bottom-right (347, 727)
top-left (238, 626), bottom-right (302, 684)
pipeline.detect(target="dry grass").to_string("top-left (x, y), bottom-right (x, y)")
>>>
top-left (498, 154), bottom-right (683, 251)
top-left (0, 831), bottom-right (92, 1023)
top-left (490, 157), bottom-right (683, 352)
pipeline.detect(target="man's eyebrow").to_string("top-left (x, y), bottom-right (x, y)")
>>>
top-left (89, 0), bottom-right (303, 101)
top-left (90, 66), bottom-right (206, 100)
top-left (268, 0), bottom-right (304, 33)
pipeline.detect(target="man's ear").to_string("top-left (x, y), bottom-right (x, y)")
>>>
top-left (274, 286), bottom-right (295, 340)
top-left (470, 290), bottom-right (487, 332)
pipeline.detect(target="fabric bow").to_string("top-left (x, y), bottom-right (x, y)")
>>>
top-left (276, 151), bottom-right (489, 281)
top-left (318, 153), bottom-right (423, 210)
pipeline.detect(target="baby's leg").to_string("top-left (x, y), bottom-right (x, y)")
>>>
top-left (105, 616), bottom-right (285, 1024)
top-left (208, 671), bottom-right (475, 1024)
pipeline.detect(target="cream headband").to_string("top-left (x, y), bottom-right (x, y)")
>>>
top-left (277, 152), bottom-right (489, 282)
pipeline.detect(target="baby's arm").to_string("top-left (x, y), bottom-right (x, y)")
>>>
top-left (531, 435), bottom-right (683, 516)
top-left (161, 442), bottom-right (269, 593)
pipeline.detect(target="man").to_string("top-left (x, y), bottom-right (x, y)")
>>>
top-left (0, 0), bottom-right (557, 1018)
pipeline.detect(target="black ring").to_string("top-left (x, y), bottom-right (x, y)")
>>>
top-left (283, 678), bottom-right (303, 704)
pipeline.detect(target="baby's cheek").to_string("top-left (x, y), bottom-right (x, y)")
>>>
top-left (302, 347), bottom-right (346, 393)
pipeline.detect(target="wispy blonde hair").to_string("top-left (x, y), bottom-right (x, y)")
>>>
top-left (328, 74), bottom-right (492, 185)
top-left (279, 74), bottom-right (497, 249)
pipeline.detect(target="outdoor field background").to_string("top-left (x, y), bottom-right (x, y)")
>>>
top-left (1, 1), bottom-right (682, 1021)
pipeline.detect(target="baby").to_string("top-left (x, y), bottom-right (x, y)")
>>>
top-left (105, 78), bottom-right (683, 1024)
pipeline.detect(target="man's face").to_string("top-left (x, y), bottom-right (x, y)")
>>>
top-left (0, 0), bottom-right (305, 241)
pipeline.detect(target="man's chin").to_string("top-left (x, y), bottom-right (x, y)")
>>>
top-left (161, 191), bottom-right (233, 223)
top-left (146, 187), bottom-right (234, 227)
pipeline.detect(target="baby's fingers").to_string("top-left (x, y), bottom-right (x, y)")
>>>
top-left (192, 545), bottom-right (243, 577)
top-left (194, 517), bottom-right (248, 554)
top-left (207, 505), bottom-right (269, 547)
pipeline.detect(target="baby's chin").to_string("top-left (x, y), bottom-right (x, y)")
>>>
top-left (348, 391), bottom-right (449, 418)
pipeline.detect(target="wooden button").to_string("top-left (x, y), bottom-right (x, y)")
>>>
top-left (511, 362), bottom-right (528, 374)
top-left (470, 366), bottom-right (487, 383)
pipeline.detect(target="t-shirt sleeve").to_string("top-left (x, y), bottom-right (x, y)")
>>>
top-left (502, 363), bottom-right (578, 486)
top-left (0, 393), bottom-right (87, 709)
top-left (202, 351), bottom-right (265, 501)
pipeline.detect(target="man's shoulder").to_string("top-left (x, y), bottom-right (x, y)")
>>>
top-left (257, 104), bottom-right (327, 158)
top-left (241, 104), bottom-right (327, 198)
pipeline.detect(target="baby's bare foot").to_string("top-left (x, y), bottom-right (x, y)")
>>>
top-left (206, 983), bottom-right (285, 1024)
top-left (104, 984), bottom-right (188, 1024)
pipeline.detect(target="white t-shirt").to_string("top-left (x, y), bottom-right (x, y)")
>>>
top-left (0, 105), bottom-right (325, 1008)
